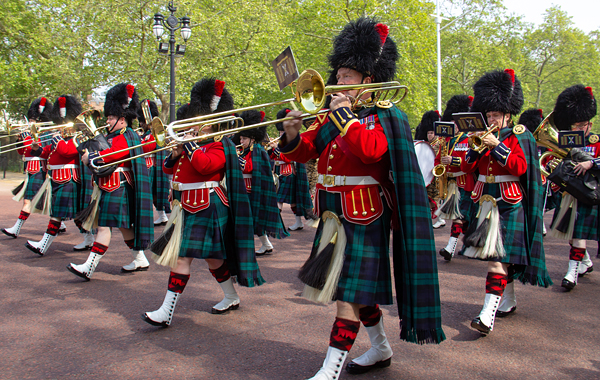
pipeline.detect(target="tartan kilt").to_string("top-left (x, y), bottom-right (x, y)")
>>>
top-left (175, 191), bottom-right (229, 259)
top-left (50, 179), bottom-right (80, 219)
top-left (147, 165), bottom-right (155, 193)
top-left (458, 186), bottom-right (476, 226)
top-left (276, 169), bottom-right (295, 204)
top-left (24, 171), bottom-right (46, 200)
top-left (552, 196), bottom-right (598, 241)
top-left (475, 183), bottom-right (528, 265)
top-left (314, 190), bottom-right (393, 306)
top-left (97, 174), bottom-right (134, 229)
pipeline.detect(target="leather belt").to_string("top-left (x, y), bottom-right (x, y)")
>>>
top-left (448, 171), bottom-right (465, 178)
top-left (317, 174), bottom-right (379, 187)
top-left (24, 157), bottom-right (46, 161)
top-left (243, 174), bottom-right (252, 179)
top-left (478, 174), bottom-right (519, 183)
top-left (171, 181), bottom-right (220, 191)
top-left (48, 164), bottom-right (79, 170)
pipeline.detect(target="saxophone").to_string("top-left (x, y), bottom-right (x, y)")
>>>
top-left (432, 138), bottom-right (448, 200)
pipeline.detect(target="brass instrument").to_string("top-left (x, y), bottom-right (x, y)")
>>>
top-left (432, 138), bottom-right (449, 199)
top-left (468, 125), bottom-right (500, 152)
top-left (533, 112), bottom-right (569, 177)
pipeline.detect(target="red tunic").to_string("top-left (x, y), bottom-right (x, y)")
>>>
top-left (44, 139), bottom-right (81, 184)
top-left (17, 136), bottom-right (48, 174)
top-left (270, 148), bottom-right (294, 176)
top-left (163, 141), bottom-right (228, 213)
top-left (141, 131), bottom-right (157, 168)
top-left (240, 150), bottom-right (253, 192)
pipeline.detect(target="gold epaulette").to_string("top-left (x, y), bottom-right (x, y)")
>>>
top-left (513, 124), bottom-right (526, 135)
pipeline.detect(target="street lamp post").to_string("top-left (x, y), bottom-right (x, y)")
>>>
top-left (153, 1), bottom-right (191, 123)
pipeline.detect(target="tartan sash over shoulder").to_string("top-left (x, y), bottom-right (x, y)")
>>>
top-left (222, 138), bottom-right (265, 287)
top-left (502, 127), bottom-right (552, 287)
top-left (154, 145), bottom-right (171, 213)
top-left (248, 144), bottom-right (289, 239)
top-left (377, 106), bottom-right (445, 345)
top-left (123, 128), bottom-right (154, 250)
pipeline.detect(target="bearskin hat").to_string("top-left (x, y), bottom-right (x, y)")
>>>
top-left (27, 97), bottom-right (53, 122)
top-left (414, 110), bottom-right (440, 140)
top-left (518, 108), bottom-right (544, 133)
top-left (50, 95), bottom-right (82, 124)
top-left (275, 108), bottom-right (291, 131)
top-left (189, 78), bottom-right (234, 116)
top-left (176, 103), bottom-right (190, 121)
top-left (238, 110), bottom-right (267, 142)
top-left (137, 99), bottom-right (160, 123)
top-left (553, 85), bottom-right (597, 131)
top-left (104, 83), bottom-right (139, 122)
top-left (442, 95), bottom-right (473, 122)
top-left (326, 17), bottom-right (398, 85)
top-left (471, 69), bottom-right (523, 116)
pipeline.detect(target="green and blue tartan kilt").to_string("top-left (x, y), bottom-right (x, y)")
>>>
top-left (24, 171), bottom-right (46, 200)
top-left (50, 179), bottom-right (80, 219)
top-left (97, 174), bottom-right (134, 229)
top-left (147, 165), bottom-right (155, 193)
top-left (275, 169), bottom-right (295, 204)
top-left (175, 191), bottom-right (229, 259)
top-left (458, 187), bottom-right (476, 226)
top-left (475, 183), bottom-right (528, 265)
top-left (314, 190), bottom-right (393, 306)
top-left (551, 196), bottom-right (598, 241)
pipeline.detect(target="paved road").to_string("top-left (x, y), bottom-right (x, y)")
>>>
top-left (0, 172), bottom-right (598, 379)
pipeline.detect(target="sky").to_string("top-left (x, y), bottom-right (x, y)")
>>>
top-left (501, 0), bottom-right (600, 33)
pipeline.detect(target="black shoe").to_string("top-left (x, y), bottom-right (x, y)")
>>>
top-left (255, 249), bottom-right (273, 256)
top-left (470, 317), bottom-right (491, 335)
top-left (141, 313), bottom-right (169, 327)
top-left (58, 227), bottom-right (67, 234)
top-left (73, 245), bottom-right (93, 252)
top-left (1, 228), bottom-right (18, 238)
top-left (25, 242), bottom-right (44, 256)
top-left (496, 306), bottom-right (516, 318)
top-left (439, 248), bottom-right (453, 261)
top-left (211, 303), bottom-right (240, 314)
top-left (346, 357), bottom-right (392, 374)
top-left (66, 264), bottom-right (91, 281)
top-left (561, 278), bottom-right (576, 290)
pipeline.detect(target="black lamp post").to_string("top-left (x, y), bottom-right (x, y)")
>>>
top-left (153, 1), bottom-right (191, 123)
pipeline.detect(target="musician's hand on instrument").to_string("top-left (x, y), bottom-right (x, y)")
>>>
top-left (482, 133), bottom-right (500, 148)
top-left (31, 140), bottom-right (40, 150)
top-left (440, 156), bottom-right (452, 165)
top-left (282, 110), bottom-right (304, 142)
top-left (329, 93), bottom-right (352, 111)
top-left (171, 144), bottom-right (183, 158)
top-left (574, 160), bottom-right (593, 176)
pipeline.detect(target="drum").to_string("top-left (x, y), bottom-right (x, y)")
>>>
top-left (413, 140), bottom-right (435, 186)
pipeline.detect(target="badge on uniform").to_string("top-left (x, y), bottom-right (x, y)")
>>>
top-left (558, 131), bottom-right (585, 148)
top-left (360, 115), bottom-right (376, 130)
top-left (452, 112), bottom-right (487, 132)
top-left (434, 121), bottom-right (455, 137)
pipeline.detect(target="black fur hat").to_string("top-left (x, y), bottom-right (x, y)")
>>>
top-left (414, 110), bottom-right (440, 140)
top-left (471, 69), bottom-right (523, 116)
top-left (51, 95), bottom-right (82, 124)
top-left (104, 83), bottom-right (140, 122)
top-left (518, 108), bottom-right (544, 133)
top-left (442, 95), bottom-right (473, 122)
top-left (189, 78), bottom-right (234, 116)
top-left (275, 108), bottom-right (291, 131)
top-left (27, 97), bottom-right (53, 122)
top-left (238, 110), bottom-right (267, 142)
top-left (176, 103), bottom-right (190, 121)
top-left (137, 99), bottom-right (160, 123)
top-left (327, 17), bottom-right (398, 85)
top-left (553, 85), bottom-right (597, 131)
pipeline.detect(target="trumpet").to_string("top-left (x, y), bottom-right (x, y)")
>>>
top-left (468, 125), bottom-right (500, 152)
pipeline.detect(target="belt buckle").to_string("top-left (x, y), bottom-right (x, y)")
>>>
top-left (172, 182), bottom-right (181, 191)
top-left (486, 175), bottom-right (495, 183)
top-left (323, 175), bottom-right (335, 186)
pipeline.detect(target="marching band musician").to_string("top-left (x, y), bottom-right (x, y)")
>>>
top-left (137, 99), bottom-right (172, 226)
top-left (547, 85), bottom-right (597, 290)
top-left (237, 110), bottom-right (288, 255)
top-left (461, 69), bottom-right (551, 335)
top-left (270, 108), bottom-right (315, 231)
top-left (25, 96), bottom-right (82, 255)
top-left (414, 110), bottom-right (444, 228)
top-left (2, 98), bottom-right (53, 239)
top-left (437, 95), bottom-right (475, 261)
top-left (67, 83), bottom-right (154, 279)
top-left (280, 18), bottom-right (444, 379)
top-left (144, 78), bottom-right (264, 326)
